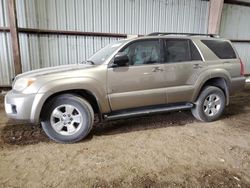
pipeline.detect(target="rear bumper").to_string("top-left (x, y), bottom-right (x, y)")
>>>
top-left (230, 77), bottom-right (246, 94)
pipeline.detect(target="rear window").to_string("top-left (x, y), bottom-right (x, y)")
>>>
top-left (164, 40), bottom-right (191, 62)
top-left (201, 40), bottom-right (236, 59)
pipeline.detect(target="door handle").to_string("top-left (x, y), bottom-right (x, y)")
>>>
top-left (152, 67), bottom-right (164, 72)
top-left (193, 64), bottom-right (203, 69)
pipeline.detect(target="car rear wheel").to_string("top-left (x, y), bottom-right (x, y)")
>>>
top-left (41, 94), bottom-right (94, 143)
top-left (191, 86), bottom-right (226, 122)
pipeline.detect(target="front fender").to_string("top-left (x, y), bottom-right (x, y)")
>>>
top-left (30, 77), bottom-right (110, 123)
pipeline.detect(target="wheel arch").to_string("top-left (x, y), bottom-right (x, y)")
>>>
top-left (193, 76), bottom-right (230, 105)
top-left (39, 89), bottom-right (103, 122)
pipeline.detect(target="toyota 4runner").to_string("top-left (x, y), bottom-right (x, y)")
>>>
top-left (5, 33), bottom-right (246, 143)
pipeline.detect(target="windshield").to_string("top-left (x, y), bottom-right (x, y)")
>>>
top-left (87, 39), bottom-right (128, 65)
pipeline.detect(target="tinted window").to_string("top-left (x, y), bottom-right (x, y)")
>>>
top-left (201, 40), bottom-right (236, 59)
top-left (190, 41), bottom-right (202, 61)
top-left (121, 40), bottom-right (161, 66)
top-left (164, 40), bottom-right (191, 63)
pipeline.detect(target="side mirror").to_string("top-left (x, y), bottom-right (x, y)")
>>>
top-left (113, 52), bottom-right (129, 67)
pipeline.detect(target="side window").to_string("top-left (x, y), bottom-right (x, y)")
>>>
top-left (164, 39), bottom-right (191, 63)
top-left (190, 41), bottom-right (202, 61)
top-left (121, 40), bottom-right (161, 66)
top-left (201, 40), bottom-right (237, 59)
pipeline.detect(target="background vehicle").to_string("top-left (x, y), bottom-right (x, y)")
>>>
top-left (5, 33), bottom-right (246, 143)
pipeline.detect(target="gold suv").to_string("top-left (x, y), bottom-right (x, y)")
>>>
top-left (5, 33), bottom-right (246, 143)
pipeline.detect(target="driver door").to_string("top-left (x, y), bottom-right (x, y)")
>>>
top-left (107, 39), bottom-right (167, 111)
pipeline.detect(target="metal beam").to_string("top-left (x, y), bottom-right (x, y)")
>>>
top-left (2, 27), bottom-right (250, 43)
top-left (0, 26), bottom-right (127, 38)
top-left (0, 86), bottom-right (12, 90)
top-left (7, 0), bottom-right (22, 75)
top-left (225, 0), bottom-right (250, 6)
top-left (0, 27), bottom-right (9, 32)
top-left (17, 28), bottom-right (127, 38)
top-left (230, 39), bottom-right (250, 42)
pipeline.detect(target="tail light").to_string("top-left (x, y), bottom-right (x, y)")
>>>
top-left (240, 58), bottom-right (244, 76)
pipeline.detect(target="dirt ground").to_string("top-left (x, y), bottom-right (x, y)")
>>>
top-left (0, 88), bottom-right (250, 188)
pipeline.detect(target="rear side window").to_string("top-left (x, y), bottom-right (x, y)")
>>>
top-left (164, 40), bottom-right (190, 62)
top-left (201, 40), bottom-right (236, 59)
top-left (190, 41), bottom-right (202, 61)
top-left (164, 39), bottom-right (202, 63)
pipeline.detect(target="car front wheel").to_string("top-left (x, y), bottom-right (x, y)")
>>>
top-left (41, 94), bottom-right (94, 143)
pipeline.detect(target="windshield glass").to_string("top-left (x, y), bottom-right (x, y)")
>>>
top-left (88, 39), bottom-right (128, 65)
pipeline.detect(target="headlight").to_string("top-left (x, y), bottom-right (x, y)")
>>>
top-left (13, 78), bottom-right (36, 91)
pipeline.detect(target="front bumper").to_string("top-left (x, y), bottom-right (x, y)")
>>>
top-left (4, 91), bottom-right (36, 121)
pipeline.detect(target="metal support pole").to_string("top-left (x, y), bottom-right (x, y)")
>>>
top-left (7, 0), bottom-right (22, 75)
top-left (208, 0), bottom-right (224, 34)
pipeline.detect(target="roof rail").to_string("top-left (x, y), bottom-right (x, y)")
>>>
top-left (147, 32), bottom-right (219, 38)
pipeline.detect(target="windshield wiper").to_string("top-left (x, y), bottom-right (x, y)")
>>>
top-left (86, 60), bottom-right (95, 65)
top-left (80, 60), bottom-right (95, 65)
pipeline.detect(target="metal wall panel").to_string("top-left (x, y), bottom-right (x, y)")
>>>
top-left (0, 33), bottom-right (14, 85)
top-left (1, 0), bottom-right (210, 86)
top-left (233, 42), bottom-right (250, 74)
top-left (14, 0), bottom-right (210, 72)
top-left (0, 0), bottom-right (14, 85)
top-left (16, 0), bottom-right (209, 34)
top-left (18, 33), bottom-right (121, 72)
top-left (220, 4), bottom-right (250, 74)
top-left (0, 0), bottom-right (8, 27)
top-left (220, 4), bottom-right (250, 39)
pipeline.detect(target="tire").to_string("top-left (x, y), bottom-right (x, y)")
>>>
top-left (41, 94), bottom-right (94, 143)
top-left (191, 86), bottom-right (226, 122)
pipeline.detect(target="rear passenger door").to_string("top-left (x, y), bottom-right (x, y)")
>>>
top-left (163, 39), bottom-right (204, 104)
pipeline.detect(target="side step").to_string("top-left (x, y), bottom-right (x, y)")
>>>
top-left (104, 103), bottom-right (193, 121)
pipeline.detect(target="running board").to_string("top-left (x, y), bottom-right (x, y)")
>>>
top-left (104, 103), bottom-right (193, 121)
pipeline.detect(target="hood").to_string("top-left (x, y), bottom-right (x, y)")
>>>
top-left (16, 64), bottom-right (93, 80)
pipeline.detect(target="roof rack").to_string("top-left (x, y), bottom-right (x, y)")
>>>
top-left (147, 32), bottom-right (219, 38)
